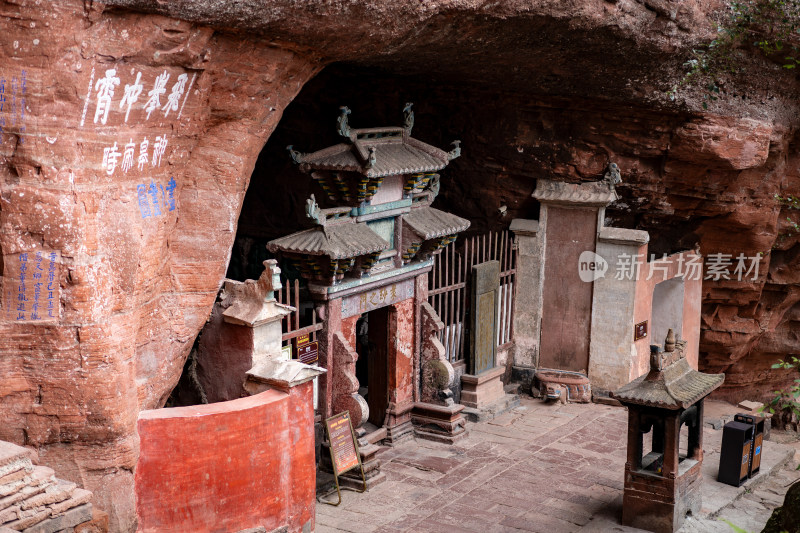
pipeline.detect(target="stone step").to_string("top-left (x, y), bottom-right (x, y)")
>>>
top-left (0, 481), bottom-right (26, 500)
top-left (0, 445), bottom-right (34, 489)
top-left (2, 507), bottom-right (51, 531)
top-left (0, 485), bottom-right (49, 514)
top-left (21, 503), bottom-right (92, 533)
top-left (0, 505), bottom-right (21, 525)
top-left (27, 469), bottom-right (54, 488)
top-left (0, 444), bottom-right (33, 473)
top-left (48, 488), bottom-right (91, 517)
top-left (0, 469), bottom-right (31, 489)
top-left (19, 480), bottom-right (76, 511)
top-left (462, 393), bottom-right (520, 423)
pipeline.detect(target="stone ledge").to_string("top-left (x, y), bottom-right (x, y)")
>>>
top-left (509, 218), bottom-right (538, 236)
top-left (461, 365), bottom-right (505, 386)
top-left (598, 226), bottom-right (650, 245)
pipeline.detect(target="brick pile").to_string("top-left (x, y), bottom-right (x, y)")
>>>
top-left (0, 441), bottom-right (93, 533)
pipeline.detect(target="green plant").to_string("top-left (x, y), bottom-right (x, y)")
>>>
top-left (763, 356), bottom-right (800, 431)
top-left (772, 195), bottom-right (800, 249)
top-left (775, 194), bottom-right (800, 210)
top-left (668, 0), bottom-right (800, 106)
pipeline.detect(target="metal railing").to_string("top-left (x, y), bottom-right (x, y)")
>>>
top-left (428, 229), bottom-right (516, 363)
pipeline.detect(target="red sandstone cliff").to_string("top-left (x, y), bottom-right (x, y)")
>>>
top-left (0, 0), bottom-right (797, 530)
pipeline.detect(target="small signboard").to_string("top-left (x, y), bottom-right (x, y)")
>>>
top-left (326, 412), bottom-right (360, 475)
top-left (280, 344), bottom-right (292, 362)
top-left (634, 321), bottom-right (648, 341)
top-left (318, 411), bottom-right (366, 506)
top-left (298, 341), bottom-right (319, 364)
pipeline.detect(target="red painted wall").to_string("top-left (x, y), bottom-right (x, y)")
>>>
top-left (135, 385), bottom-right (316, 533)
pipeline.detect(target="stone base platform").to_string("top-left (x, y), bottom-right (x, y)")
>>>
top-left (411, 402), bottom-right (467, 444)
top-left (461, 366), bottom-right (506, 409)
top-left (462, 393), bottom-right (520, 423)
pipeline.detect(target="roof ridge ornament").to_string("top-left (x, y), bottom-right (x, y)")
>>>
top-left (365, 146), bottom-right (377, 169)
top-left (603, 162), bottom-right (622, 188)
top-left (403, 102), bottom-right (414, 134)
top-left (337, 105), bottom-right (352, 139)
top-left (287, 145), bottom-right (305, 164)
top-left (305, 194), bottom-right (321, 224)
top-left (447, 140), bottom-right (461, 161)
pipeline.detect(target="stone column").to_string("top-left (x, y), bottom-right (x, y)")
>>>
top-left (509, 218), bottom-right (542, 387)
top-left (384, 298), bottom-right (416, 444)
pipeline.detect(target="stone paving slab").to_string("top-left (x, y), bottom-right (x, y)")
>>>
top-left (316, 397), bottom-right (800, 533)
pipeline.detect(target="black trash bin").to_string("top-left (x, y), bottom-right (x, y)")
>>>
top-left (734, 413), bottom-right (765, 477)
top-left (718, 420), bottom-right (754, 487)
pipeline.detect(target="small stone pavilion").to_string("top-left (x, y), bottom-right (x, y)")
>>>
top-left (268, 105), bottom-right (469, 484)
top-left (612, 332), bottom-right (724, 533)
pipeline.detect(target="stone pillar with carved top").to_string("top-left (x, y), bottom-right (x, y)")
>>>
top-left (221, 259), bottom-right (294, 367)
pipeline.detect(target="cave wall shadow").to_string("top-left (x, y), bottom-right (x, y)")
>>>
top-left (229, 63), bottom-right (694, 280)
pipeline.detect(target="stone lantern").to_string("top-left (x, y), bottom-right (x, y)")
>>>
top-left (611, 330), bottom-right (724, 533)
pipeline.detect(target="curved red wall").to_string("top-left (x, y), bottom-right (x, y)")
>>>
top-left (135, 385), bottom-right (316, 533)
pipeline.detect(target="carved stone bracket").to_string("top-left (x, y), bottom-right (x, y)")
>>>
top-left (412, 302), bottom-right (466, 444)
top-left (420, 302), bottom-right (455, 405)
top-left (331, 331), bottom-right (369, 427)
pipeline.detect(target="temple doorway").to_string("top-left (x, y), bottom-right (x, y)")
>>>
top-left (355, 307), bottom-right (390, 427)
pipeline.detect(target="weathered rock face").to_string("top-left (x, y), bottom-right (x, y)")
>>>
top-left (0, 1), bottom-right (320, 530)
top-left (0, 1), bottom-right (799, 532)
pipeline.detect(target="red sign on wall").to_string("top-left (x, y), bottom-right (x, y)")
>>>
top-left (298, 341), bottom-right (318, 364)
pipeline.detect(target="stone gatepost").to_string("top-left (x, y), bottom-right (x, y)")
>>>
top-left (221, 259), bottom-right (294, 367)
top-left (509, 218), bottom-right (542, 388)
top-left (221, 259), bottom-right (326, 403)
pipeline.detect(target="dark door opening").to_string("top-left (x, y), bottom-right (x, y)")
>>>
top-left (355, 307), bottom-right (390, 427)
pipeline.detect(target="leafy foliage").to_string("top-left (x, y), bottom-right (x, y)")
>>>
top-left (772, 195), bottom-right (800, 249)
top-left (763, 356), bottom-right (800, 432)
top-left (668, 0), bottom-right (800, 106)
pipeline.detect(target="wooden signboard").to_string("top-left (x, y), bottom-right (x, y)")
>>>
top-left (327, 412), bottom-right (359, 475)
top-left (319, 412), bottom-right (366, 505)
top-left (298, 341), bottom-right (319, 364)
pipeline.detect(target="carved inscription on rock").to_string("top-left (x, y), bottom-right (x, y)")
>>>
top-left (3, 250), bottom-right (60, 322)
